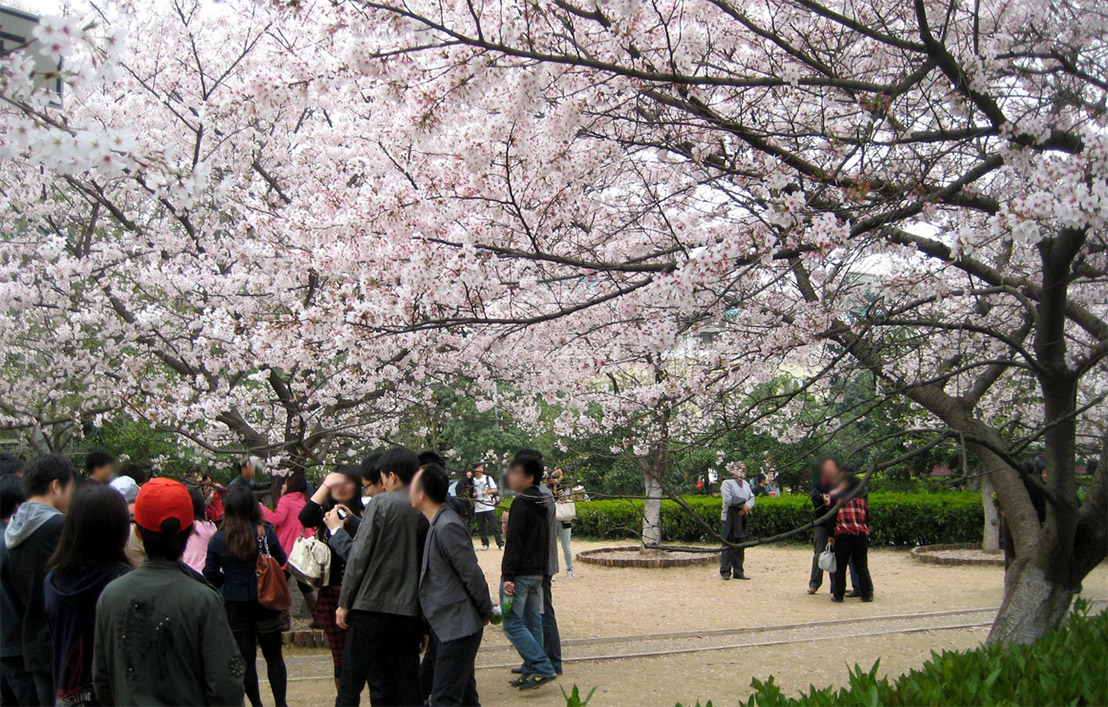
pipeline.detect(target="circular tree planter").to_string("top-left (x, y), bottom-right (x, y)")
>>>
top-left (910, 542), bottom-right (1004, 567)
top-left (577, 546), bottom-right (720, 568)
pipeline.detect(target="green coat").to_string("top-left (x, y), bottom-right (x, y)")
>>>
top-left (92, 558), bottom-right (245, 706)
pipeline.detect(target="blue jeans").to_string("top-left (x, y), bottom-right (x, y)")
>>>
top-left (500, 577), bottom-right (555, 679)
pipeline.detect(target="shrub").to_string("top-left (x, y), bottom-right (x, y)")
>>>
top-left (734, 602), bottom-right (1107, 706)
top-left (573, 492), bottom-right (983, 546)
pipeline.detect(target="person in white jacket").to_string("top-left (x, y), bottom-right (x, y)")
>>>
top-left (720, 465), bottom-right (755, 580)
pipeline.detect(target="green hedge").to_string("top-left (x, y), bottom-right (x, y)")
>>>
top-left (573, 492), bottom-right (983, 546)
top-left (733, 603), bottom-right (1107, 706)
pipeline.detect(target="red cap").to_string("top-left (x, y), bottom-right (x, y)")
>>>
top-left (133, 478), bottom-right (194, 533)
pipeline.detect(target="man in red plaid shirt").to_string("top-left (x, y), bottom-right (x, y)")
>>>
top-left (827, 467), bottom-right (874, 603)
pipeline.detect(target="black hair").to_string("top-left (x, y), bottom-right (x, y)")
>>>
top-left (511, 455), bottom-right (544, 485)
top-left (0, 474), bottom-right (25, 520)
top-left (238, 457), bottom-right (253, 471)
top-left (222, 486), bottom-right (263, 561)
top-left (416, 464), bottom-right (450, 504)
top-left (84, 451), bottom-right (114, 474)
top-left (138, 524), bottom-right (191, 561)
top-left (0, 453), bottom-right (24, 477)
top-left (284, 472), bottom-right (308, 497)
top-left (189, 487), bottom-right (206, 522)
top-left (514, 448), bottom-right (544, 462)
top-left (418, 450), bottom-right (445, 468)
top-left (48, 483), bottom-right (131, 575)
top-left (22, 455), bottom-right (77, 498)
top-left (321, 465), bottom-right (365, 517)
top-left (359, 453), bottom-right (382, 484)
top-left (117, 463), bottom-right (147, 485)
top-left (377, 447), bottom-right (419, 486)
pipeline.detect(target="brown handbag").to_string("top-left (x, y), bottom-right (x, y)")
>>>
top-left (256, 525), bottom-right (291, 611)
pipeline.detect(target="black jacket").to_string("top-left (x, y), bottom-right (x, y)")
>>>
top-left (501, 486), bottom-right (549, 582)
top-left (2, 502), bottom-right (65, 673)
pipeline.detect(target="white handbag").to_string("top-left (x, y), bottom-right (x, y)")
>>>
top-left (287, 534), bottom-right (332, 588)
top-left (555, 500), bottom-right (577, 522)
top-left (818, 541), bottom-right (837, 573)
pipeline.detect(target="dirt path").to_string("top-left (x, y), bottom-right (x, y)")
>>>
top-left (275, 540), bottom-right (1108, 706)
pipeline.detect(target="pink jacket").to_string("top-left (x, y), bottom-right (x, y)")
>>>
top-left (259, 493), bottom-right (313, 567)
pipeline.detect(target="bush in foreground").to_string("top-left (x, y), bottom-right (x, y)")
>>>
top-left (574, 492), bottom-right (983, 546)
top-left (732, 602), bottom-right (1106, 706)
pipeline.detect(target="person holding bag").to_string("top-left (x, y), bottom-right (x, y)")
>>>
top-left (204, 487), bottom-right (289, 707)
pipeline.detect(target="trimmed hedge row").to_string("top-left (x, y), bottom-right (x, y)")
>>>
top-left (573, 492), bottom-right (983, 546)
top-left (733, 602), bottom-right (1107, 706)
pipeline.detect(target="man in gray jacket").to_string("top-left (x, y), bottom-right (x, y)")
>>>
top-left (410, 464), bottom-right (491, 706)
top-left (336, 447), bottom-right (429, 707)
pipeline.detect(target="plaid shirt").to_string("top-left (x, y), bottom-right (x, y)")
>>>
top-left (834, 496), bottom-right (870, 536)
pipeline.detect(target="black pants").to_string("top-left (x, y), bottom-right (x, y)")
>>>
top-left (227, 602), bottom-right (287, 707)
top-left (811, 525), bottom-right (860, 591)
top-left (0, 656), bottom-right (37, 707)
top-left (336, 610), bottom-right (423, 707)
top-left (720, 516), bottom-right (747, 578)
top-left (429, 629), bottom-right (483, 706)
top-left (475, 512), bottom-right (502, 548)
top-left (541, 575), bottom-right (562, 673)
top-left (831, 535), bottom-right (873, 600)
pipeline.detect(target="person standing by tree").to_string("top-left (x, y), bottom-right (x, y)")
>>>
top-left (3, 454), bottom-right (77, 704)
top-left (335, 447), bottom-right (428, 707)
top-left (720, 463), bottom-right (754, 581)
top-left (83, 453), bottom-right (114, 485)
top-left (471, 463), bottom-right (502, 550)
top-left (500, 455), bottom-right (557, 691)
top-left (828, 468), bottom-right (874, 603)
top-left (808, 458), bottom-right (838, 594)
top-left (228, 458), bottom-right (271, 496)
top-left (410, 464), bottom-right (491, 706)
top-left (43, 484), bottom-right (132, 707)
top-left (259, 472), bottom-right (316, 616)
top-left (92, 478), bottom-right (245, 706)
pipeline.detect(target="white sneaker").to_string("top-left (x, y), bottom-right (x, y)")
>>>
top-left (566, 570), bottom-right (574, 579)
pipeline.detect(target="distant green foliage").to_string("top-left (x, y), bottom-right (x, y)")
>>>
top-left (573, 492), bottom-right (983, 546)
top-left (736, 602), bottom-right (1106, 706)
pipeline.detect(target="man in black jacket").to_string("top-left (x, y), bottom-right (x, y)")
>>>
top-left (1, 455), bottom-right (76, 705)
top-left (500, 456), bottom-right (557, 691)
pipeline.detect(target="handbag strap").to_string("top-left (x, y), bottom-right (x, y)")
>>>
top-left (256, 525), bottom-right (271, 558)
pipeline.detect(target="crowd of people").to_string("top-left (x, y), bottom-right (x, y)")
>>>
top-left (0, 447), bottom-right (576, 707)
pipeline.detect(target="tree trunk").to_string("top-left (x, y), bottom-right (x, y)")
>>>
top-left (641, 461), bottom-right (664, 549)
top-left (981, 474), bottom-right (1001, 553)
top-left (988, 556), bottom-right (1075, 644)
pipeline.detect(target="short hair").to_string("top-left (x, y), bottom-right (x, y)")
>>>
top-left (238, 457), bottom-right (253, 471)
top-left (819, 456), bottom-right (840, 469)
top-left (138, 524), bottom-right (191, 561)
top-left (377, 447), bottom-right (419, 486)
top-left (511, 455), bottom-right (544, 485)
top-left (1, 474), bottom-right (25, 519)
top-left (359, 453), bottom-right (382, 484)
top-left (515, 448), bottom-right (543, 461)
top-left (188, 487), bottom-right (206, 521)
top-left (23, 455), bottom-right (77, 498)
top-left (418, 450), bottom-right (445, 468)
top-left (85, 451), bottom-right (114, 474)
top-left (416, 464), bottom-right (449, 504)
top-left (0, 453), bottom-right (25, 476)
top-left (117, 463), bottom-right (147, 485)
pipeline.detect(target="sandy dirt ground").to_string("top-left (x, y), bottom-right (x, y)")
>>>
top-left (277, 539), bottom-right (1108, 706)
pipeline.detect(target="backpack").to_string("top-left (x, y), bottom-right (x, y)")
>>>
top-left (287, 534), bottom-right (332, 588)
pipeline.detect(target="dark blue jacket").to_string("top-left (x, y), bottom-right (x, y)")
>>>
top-left (203, 525), bottom-right (285, 603)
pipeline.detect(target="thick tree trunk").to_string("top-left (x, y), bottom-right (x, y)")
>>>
top-left (981, 474), bottom-right (1001, 553)
top-left (988, 556), bottom-right (1075, 644)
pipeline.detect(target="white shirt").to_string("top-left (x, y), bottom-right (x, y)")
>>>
top-left (472, 475), bottom-right (498, 513)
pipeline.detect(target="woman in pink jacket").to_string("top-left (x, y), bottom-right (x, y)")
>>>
top-left (260, 472), bottom-right (316, 614)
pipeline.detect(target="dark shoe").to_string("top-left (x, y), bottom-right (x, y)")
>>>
top-left (511, 667), bottom-right (524, 674)
top-left (831, 596), bottom-right (844, 603)
top-left (509, 676), bottom-right (532, 688)
top-left (861, 595), bottom-right (874, 603)
top-left (518, 675), bottom-right (557, 690)
top-left (735, 573), bottom-right (751, 580)
top-left (806, 586), bottom-right (818, 594)
top-left (720, 574), bottom-right (731, 581)
top-left (497, 544), bottom-right (504, 550)
top-left (846, 590), bottom-right (861, 598)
